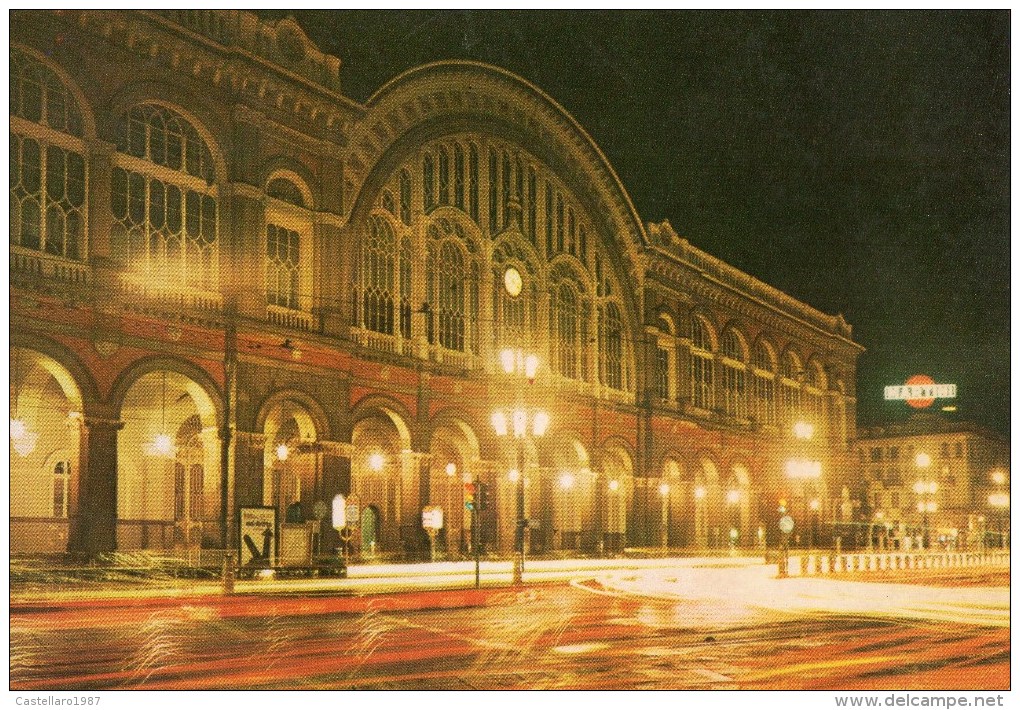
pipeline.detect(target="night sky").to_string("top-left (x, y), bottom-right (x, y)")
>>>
top-left (258, 10), bottom-right (1010, 437)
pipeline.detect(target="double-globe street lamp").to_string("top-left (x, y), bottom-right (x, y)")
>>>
top-left (492, 348), bottom-right (549, 585)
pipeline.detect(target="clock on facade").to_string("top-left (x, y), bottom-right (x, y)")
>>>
top-left (503, 266), bottom-right (523, 297)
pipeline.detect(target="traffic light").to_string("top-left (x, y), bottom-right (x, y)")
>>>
top-left (477, 482), bottom-right (490, 511)
top-left (464, 482), bottom-right (476, 511)
top-left (778, 498), bottom-right (788, 514)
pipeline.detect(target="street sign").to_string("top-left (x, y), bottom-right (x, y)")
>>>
top-left (779, 515), bottom-right (795, 534)
top-left (422, 506), bottom-right (444, 530)
top-left (331, 494), bottom-right (346, 530)
top-left (238, 506), bottom-right (276, 568)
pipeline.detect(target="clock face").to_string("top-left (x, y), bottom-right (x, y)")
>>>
top-left (503, 267), bottom-right (523, 297)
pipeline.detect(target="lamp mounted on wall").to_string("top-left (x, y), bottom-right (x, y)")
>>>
top-left (9, 349), bottom-right (39, 458)
top-left (147, 370), bottom-right (176, 458)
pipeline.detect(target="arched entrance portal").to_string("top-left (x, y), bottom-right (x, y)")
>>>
top-left (361, 505), bottom-right (380, 556)
top-left (350, 404), bottom-right (413, 556)
top-left (117, 369), bottom-right (220, 550)
top-left (10, 347), bottom-right (84, 553)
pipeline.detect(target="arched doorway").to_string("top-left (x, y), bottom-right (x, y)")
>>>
top-left (10, 347), bottom-right (84, 553)
top-left (361, 505), bottom-right (380, 556)
top-left (117, 369), bottom-right (220, 550)
top-left (350, 403), bottom-right (413, 556)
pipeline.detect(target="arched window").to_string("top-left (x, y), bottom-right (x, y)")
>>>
top-left (781, 351), bottom-right (803, 425)
top-left (601, 302), bottom-right (625, 390)
top-left (453, 144), bottom-right (465, 210)
top-left (437, 241), bottom-right (466, 351)
top-left (752, 341), bottom-right (777, 426)
top-left (266, 224), bottom-right (300, 309)
top-left (111, 104), bottom-right (218, 291)
top-left (721, 330), bottom-right (747, 418)
top-left (264, 176), bottom-right (310, 312)
top-left (398, 169), bottom-right (412, 225)
top-left (423, 153), bottom-right (436, 212)
top-left (488, 149), bottom-right (499, 233)
top-left (691, 316), bottom-right (715, 410)
top-left (544, 183), bottom-right (554, 256)
top-left (438, 147), bottom-right (450, 206)
top-left (468, 144), bottom-right (479, 223)
top-left (553, 283), bottom-right (580, 379)
top-left (267, 177), bottom-right (305, 207)
top-left (360, 214), bottom-right (396, 335)
top-left (805, 362), bottom-right (826, 432)
top-left (427, 219), bottom-right (478, 355)
top-left (52, 458), bottom-right (70, 518)
top-left (527, 167), bottom-right (537, 243)
top-left (653, 315), bottom-right (675, 402)
top-left (9, 47), bottom-right (86, 260)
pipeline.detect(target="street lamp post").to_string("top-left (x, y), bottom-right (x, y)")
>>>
top-left (988, 492), bottom-right (1009, 549)
top-left (726, 488), bottom-right (740, 553)
top-left (913, 452), bottom-right (936, 551)
top-left (659, 482), bottom-right (670, 554)
top-left (493, 349), bottom-right (547, 586)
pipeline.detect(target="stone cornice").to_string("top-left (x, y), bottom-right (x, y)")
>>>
top-left (645, 221), bottom-right (863, 360)
top-left (51, 10), bottom-right (358, 148)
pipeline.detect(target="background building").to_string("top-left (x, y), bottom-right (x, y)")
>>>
top-left (854, 414), bottom-right (1010, 551)
top-left (10, 10), bottom-right (863, 559)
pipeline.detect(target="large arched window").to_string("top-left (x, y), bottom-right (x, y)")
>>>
top-left (690, 316), bottom-right (715, 410)
top-left (600, 302), bottom-right (625, 391)
top-left (653, 315), bottom-right (675, 402)
top-left (437, 241), bottom-right (466, 351)
top-left (265, 176), bottom-right (311, 313)
top-left (752, 341), bottom-right (777, 426)
top-left (426, 218), bottom-right (479, 355)
top-left (804, 361), bottom-right (827, 433)
top-left (553, 282), bottom-right (580, 379)
top-left (9, 47), bottom-right (87, 260)
top-left (111, 103), bottom-right (218, 291)
top-left (781, 350), bottom-right (804, 425)
top-left (360, 214), bottom-right (397, 335)
top-left (721, 330), bottom-right (747, 418)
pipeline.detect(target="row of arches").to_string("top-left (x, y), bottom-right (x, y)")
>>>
top-left (10, 345), bottom-right (796, 555)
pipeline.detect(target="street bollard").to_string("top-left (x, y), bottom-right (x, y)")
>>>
top-left (222, 550), bottom-right (235, 595)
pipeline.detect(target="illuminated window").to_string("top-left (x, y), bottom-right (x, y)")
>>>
top-left (427, 219), bottom-right (478, 354)
top-left (601, 302), bottom-right (624, 390)
top-left (266, 224), bottom-right (300, 309)
top-left (438, 146), bottom-right (450, 206)
top-left (438, 241), bottom-right (465, 351)
top-left (453, 144), bottom-right (465, 209)
top-left (111, 104), bottom-right (217, 291)
top-left (654, 347), bottom-right (670, 400)
top-left (399, 170), bottom-right (412, 225)
top-left (423, 153), bottom-right (436, 212)
top-left (361, 214), bottom-right (396, 335)
top-left (691, 316), bottom-right (715, 410)
top-left (9, 48), bottom-right (86, 260)
top-left (52, 459), bottom-right (70, 518)
top-left (554, 283), bottom-right (579, 379)
top-left (721, 331), bottom-right (747, 418)
top-left (468, 144), bottom-right (479, 223)
top-left (752, 341), bottom-right (776, 425)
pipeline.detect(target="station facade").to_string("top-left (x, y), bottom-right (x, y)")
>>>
top-left (10, 10), bottom-right (864, 558)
